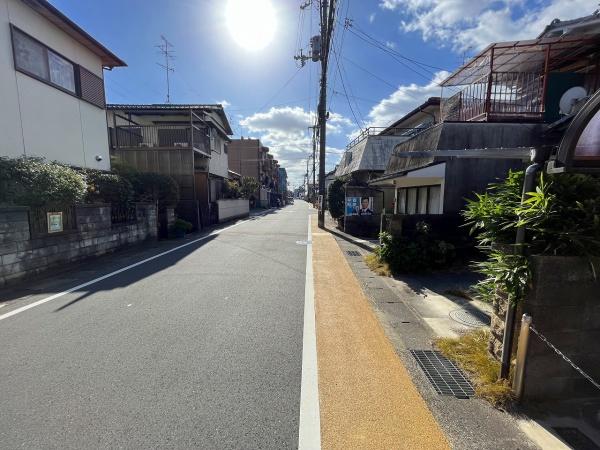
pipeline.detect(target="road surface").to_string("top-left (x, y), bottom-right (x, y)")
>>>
top-left (1, 202), bottom-right (311, 449)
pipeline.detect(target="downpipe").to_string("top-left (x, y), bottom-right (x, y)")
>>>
top-left (499, 149), bottom-right (547, 380)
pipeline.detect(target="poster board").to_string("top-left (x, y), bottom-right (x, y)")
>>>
top-left (345, 196), bottom-right (374, 216)
top-left (47, 212), bottom-right (63, 233)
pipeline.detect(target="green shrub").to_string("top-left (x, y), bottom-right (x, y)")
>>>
top-left (376, 223), bottom-right (456, 273)
top-left (0, 157), bottom-right (86, 208)
top-left (222, 179), bottom-right (241, 199)
top-left (463, 171), bottom-right (600, 304)
top-left (79, 169), bottom-right (134, 206)
top-left (240, 176), bottom-right (260, 199)
top-left (112, 162), bottom-right (179, 207)
top-left (327, 177), bottom-right (346, 219)
top-left (172, 218), bottom-right (193, 232)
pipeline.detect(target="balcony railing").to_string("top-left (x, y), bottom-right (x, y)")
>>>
top-left (442, 72), bottom-right (545, 122)
top-left (111, 125), bottom-right (210, 154)
top-left (346, 126), bottom-right (431, 150)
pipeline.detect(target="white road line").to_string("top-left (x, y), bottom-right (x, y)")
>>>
top-left (0, 216), bottom-right (257, 322)
top-left (298, 214), bottom-right (321, 450)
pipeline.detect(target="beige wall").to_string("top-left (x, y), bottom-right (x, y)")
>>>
top-left (0, 0), bottom-right (110, 170)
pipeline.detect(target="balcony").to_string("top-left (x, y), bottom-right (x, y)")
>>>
top-left (440, 35), bottom-right (600, 123)
top-left (442, 71), bottom-right (545, 122)
top-left (110, 124), bottom-right (211, 157)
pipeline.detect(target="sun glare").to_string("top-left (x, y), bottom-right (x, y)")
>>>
top-left (226, 0), bottom-right (276, 51)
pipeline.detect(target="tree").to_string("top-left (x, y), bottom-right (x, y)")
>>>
top-left (327, 177), bottom-right (346, 219)
top-left (240, 176), bottom-right (260, 199)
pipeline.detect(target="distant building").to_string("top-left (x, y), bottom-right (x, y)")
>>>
top-left (107, 104), bottom-right (233, 229)
top-left (0, 0), bottom-right (125, 170)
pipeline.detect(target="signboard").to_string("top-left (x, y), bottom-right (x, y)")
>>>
top-left (550, 89), bottom-right (600, 173)
top-left (47, 212), bottom-right (63, 233)
top-left (345, 196), bottom-right (374, 216)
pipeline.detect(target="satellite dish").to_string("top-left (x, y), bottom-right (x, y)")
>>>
top-left (559, 86), bottom-right (588, 115)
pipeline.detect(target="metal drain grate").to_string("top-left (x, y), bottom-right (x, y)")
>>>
top-left (410, 350), bottom-right (475, 398)
top-left (449, 308), bottom-right (491, 328)
top-left (553, 427), bottom-right (600, 450)
top-left (346, 250), bottom-right (361, 256)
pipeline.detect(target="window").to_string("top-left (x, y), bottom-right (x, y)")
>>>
top-left (12, 29), bottom-right (49, 80)
top-left (48, 50), bottom-right (75, 92)
top-left (11, 26), bottom-right (105, 108)
top-left (396, 185), bottom-right (442, 215)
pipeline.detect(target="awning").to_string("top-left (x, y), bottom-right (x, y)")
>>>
top-left (370, 163), bottom-right (446, 187)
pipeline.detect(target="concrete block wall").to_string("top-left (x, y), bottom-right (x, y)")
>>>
top-left (521, 256), bottom-right (600, 401)
top-left (0, 203), bottom-right (157, 287)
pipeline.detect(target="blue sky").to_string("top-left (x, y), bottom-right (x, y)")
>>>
top-left (51, 0), bottom-right (596, 187)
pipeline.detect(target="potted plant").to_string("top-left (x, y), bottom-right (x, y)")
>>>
top-left (170, 218), bottom-right (193, 238)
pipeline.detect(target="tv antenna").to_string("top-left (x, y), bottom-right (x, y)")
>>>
top-left (156, 35), bottom-right (175, 103)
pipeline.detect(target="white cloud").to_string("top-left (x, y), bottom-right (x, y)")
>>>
top-left (381, 0), bottom-right (598, 52)
top-left (369, 12), bottom-right (376, 23)
top-left (364, 71), bottom-right (449, 127)
top-left (217, 99), bottom-right (231, 108)
top-left (385, 40), bottom-right (397, 49)
top-left (239, 106), bottom-right (352, 186)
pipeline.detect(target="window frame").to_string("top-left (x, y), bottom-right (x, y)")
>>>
top-left (10, 25), bottom-right (105, 109)
top-left (396, 184), bottom-right (442, 215)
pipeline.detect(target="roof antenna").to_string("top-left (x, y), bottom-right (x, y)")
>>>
top-left (156, 35), bottom-right (175, 103)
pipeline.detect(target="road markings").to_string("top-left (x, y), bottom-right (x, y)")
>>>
top-left (298, 214), bottom-right (321, 450)
top-left (0, 217), bottom-right (256, 322)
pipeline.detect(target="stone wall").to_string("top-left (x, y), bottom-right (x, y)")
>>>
top-left (0, 203), bottom-right (157, 287)
top-left (488, 256), bottom-right (600, 401)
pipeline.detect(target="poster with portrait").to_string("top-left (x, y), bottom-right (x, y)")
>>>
top-left (345, 196), bottom-right (373, 216)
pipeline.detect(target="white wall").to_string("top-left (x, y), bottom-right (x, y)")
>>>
top-left (217, 198), bottom-right (249, 223)
top-left (0, 0), bottom-right (110, 170)
top-left (208, 134), bottom-right (229, 179)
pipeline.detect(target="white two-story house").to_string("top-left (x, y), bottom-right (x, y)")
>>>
top-left (0, 0), bottom-right (125, 170)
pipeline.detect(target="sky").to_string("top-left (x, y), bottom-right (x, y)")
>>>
top-left (51, 0), bottom-right (598, 188)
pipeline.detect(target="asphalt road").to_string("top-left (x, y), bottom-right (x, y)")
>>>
top-left (0, 202), bottom-right (310, 449)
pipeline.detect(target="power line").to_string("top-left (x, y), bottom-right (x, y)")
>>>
top-left (331, 45), bottom-right (363, 129)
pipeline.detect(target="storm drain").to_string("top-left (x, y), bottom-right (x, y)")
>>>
top-left (410, 350), bottom-right (475, 398)
top-left (346, 250), bottom-right (361, 257)
top-left (449, 308), bottom-right (491, 328)
top-left (553, 427), bottom-right (600, 450)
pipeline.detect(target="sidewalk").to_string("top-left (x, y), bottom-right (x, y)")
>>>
top-left (315, 220), bottom-right (547, 449)
top-left (311, 217), bottom-right (449, 449)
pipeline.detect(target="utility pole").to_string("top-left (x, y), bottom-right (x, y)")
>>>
top-left (156, 35), bottom-right (175, 103)
top-left (309, 125), bottom-right (317, 202)
top-left (295, 0), bottom-right (335, 220)
top-left (317, 0), bottom-right (335, 227)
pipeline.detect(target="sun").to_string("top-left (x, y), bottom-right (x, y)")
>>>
top-left (226, 0), bottom-right (276, 51)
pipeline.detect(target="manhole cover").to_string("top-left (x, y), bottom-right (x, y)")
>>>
top-left (410, 350), bottom-right (475, 398)
top-left (449, 308), bottom-right (490, 328)
top-left (553, 427), bottom-right (600, 450)
top-left (346, 250), bottom-right (361, 256)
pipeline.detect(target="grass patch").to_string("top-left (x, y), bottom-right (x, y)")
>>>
top-left (364, 253), bottom-right (392, 277)
top-left (436, 329), bottom-right (513, 408)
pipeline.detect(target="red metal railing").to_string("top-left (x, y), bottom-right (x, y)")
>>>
top-left (442, 72), bottom-right (545, 122)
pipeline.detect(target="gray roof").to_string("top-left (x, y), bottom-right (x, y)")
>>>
top-left (538, 11), bottom-right (600, 38)
top-left (335, 135), bottom-right (411, 177)
top-left (22, 0), bottom-right (126, 67)
top-left (107, 104), bottom-right (233, 135)
top-left (385, 122), bottom-right (545, 174)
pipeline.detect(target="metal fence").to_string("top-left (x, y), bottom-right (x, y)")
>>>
top-left (110, 204), bottom-right (138, 225)
top-left (442, 71), bottom-right (545, 122)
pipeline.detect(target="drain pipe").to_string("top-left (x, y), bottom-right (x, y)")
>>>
top-left (500, 148), bottom-right (549, 380)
